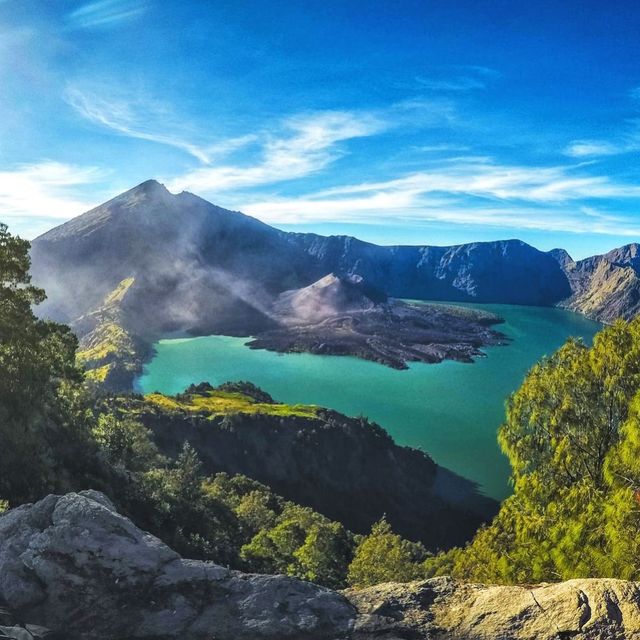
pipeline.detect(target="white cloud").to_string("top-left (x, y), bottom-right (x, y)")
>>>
top-left (66, 86), bottom-right (254, 164)
top-left (240, 159), bottom-right (640, 236)
top-left (67, 0), bottom-right (148, 29)
top-left (415, 66), bottom-right (501, 93)
top-left (563, 139), bottom-right (622, 157)
top-left (416, 76), bottom-right (486, 91)
top-left (0, 162), bottom-right (101, 226)
top-left (563, 102), bottom-right (640, 157)
top-left (305, 161), bottom-right (640, 202)
top-left (167, 111), bottom-right (387, 193)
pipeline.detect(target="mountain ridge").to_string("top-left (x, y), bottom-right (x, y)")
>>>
top-left (30, 179), bottom-right (573, 324)
top-left (28, 179), bottom-right (640, 387)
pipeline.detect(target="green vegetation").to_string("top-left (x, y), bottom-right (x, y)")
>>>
top-left (143, 385), bottom-right (319, 419)
top-left (347, 518), bottom-right (428, 587)
top-left (0, 223), bottom-right (422, 589)
top-left (426, 318), bottom-right (640, 583)
top-left (12, 219), bottom-right (640, 591)
top-left (76, 278), bottom-right (149, 391)
top-left (0, 222), bottom-right (90, 503)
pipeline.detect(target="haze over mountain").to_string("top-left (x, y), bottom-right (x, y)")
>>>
top-left (31, 179), bottom-right (572, 325)
top-left (28, 179), bottom-right (640, 389)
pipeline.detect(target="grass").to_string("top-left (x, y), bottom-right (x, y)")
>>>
top-left (144, 389), bottom-right (319, 419)
top-left (104, 277), bottom-right (135, 306)
top-left (77, 320), bottom-right (135, 365)
top-left (84, 363), bottom-right (113, 382)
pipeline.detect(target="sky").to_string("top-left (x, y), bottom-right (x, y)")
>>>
top-left (2, 0), bottom-right (640, 258)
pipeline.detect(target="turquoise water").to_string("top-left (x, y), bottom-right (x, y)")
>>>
top-left (137, 303), bottom-right (602, 501)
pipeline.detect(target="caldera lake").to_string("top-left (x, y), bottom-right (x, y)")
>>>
top-left (136, 302), bottom-right (602, 501)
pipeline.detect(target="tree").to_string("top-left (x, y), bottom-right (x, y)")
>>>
top-left (92, 413), bottom-right (163, 471)
top-left (294, 521), bottom-right (352, 588)
top-left (430, 318), bottom-right (640, 584)
top-left (347, 518), bottom-right (427, 587)
top-left (0, 223), bottom-right (85, 503)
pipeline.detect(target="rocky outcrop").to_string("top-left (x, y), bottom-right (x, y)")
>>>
top-left (349, 576), bottom-right (640, 639)
top-left (0, 491), bottom-right (354, 640)
top-left (553, 244), bottom-right (640, 323)
top-left (250, 274), bottom-right (506, 369)
top-left (3, 492), bottom-right (640, 640)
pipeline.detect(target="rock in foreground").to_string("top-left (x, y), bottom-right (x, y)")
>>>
top-left (0, 491), bottom-right (354, 639)
top-left (349, 576), bottom-right (640, 639)
top-left (3, 492), bottom-right (640, 639)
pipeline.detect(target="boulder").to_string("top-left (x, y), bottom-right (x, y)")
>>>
top-left (348, 576), bottom-right (640, 639)
top-left (0, 491), bottom-right (355, 639)
top-left (4, 492), bottom-right (640, 639)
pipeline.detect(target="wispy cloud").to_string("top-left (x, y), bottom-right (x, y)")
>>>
top-left (416, 76), bottom-right (486, 91)
top-left (67, 0), bottom-right (148, 29)
top-left (66, 86), bottom-right (253, 163)
top-left (0, 162), bottom-right (102, 229)
top-left (240, 159), bottom-right (640, 236)
top-left (416, 144), bottom-right (471, 153)
top-left (563, 140), bottom-right (622, 157)
top-left (564, 89), bottom-right (640, 157)
top-left (415, 65), bottom-right (501, 92)
top-left (167, 111), bottom-right (388, 193)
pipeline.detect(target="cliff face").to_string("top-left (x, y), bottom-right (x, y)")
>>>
top-left (116, 385), bottom-right (497, 550)
top-left (553, 244), bottom-right (640, 322)
top-left (2, 492), bottom-right (639, 640)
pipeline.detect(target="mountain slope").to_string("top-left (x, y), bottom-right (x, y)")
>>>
top-left (553, 244), bottom-right (640, 322)
top-left (31, 181), bottom-right (571, 331)
top-left (113, 382), bottom-right (497, 549)
top-left (28, 180), bottom-right (574, 388)
top-left (30, 180), bottom-right (572, 326)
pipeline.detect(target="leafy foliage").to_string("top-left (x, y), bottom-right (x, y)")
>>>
top-left (347, 518), bottom-right (428, 587)
top-left (0, 223), bottom-right (88, 503)
top-left (427, 318), bottom-right (640, 583)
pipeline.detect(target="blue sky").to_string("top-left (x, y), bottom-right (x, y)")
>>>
top-left (2, 0), bottom-right (640, 257)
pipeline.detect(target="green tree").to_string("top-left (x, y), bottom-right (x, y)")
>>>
top-left (93, 413), bottom-right (163, 471)
top-left (0, 223), bottom-right (85, 503)
top-left (347, 518), bottom-right (427, 587)
top-left (294, 521), bottom-right (352, 588)
top-left (434, 318), bottom-right (640, 584)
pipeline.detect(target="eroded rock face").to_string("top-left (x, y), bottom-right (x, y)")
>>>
top-left (348, 576), bottom-right (640, 639)
top-left (0, 491), bottom-right (355, 640)
top-left (4, 492), bottom-right (640, 640)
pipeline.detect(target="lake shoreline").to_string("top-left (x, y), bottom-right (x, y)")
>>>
top-left (137, 303), bottom-right (602, 501)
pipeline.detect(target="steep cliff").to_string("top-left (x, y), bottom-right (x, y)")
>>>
top-left (112, 383), bottom-right (497, 550)
top-left (553, 244), bottom-right (640, 322)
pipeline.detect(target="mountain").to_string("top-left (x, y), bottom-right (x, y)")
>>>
top-left (552, 244), bottom-right (640, 322)
top-left (272, 273), bottom-right (382, 324)
top-left (31, 180), bottom-right (571, 329)
top-left (252, 273), bottom-right (506, 369)
top-left (29, 180), bottom-right (571, 387)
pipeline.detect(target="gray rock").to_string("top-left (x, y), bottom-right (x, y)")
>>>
top-left (0, 492), bottom-right (355, 639)
top-left (6, 492), bottom-right (640, 639)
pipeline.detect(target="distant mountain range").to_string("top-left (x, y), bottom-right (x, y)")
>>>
top-left (28, 179), bottom-right (640, 386)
